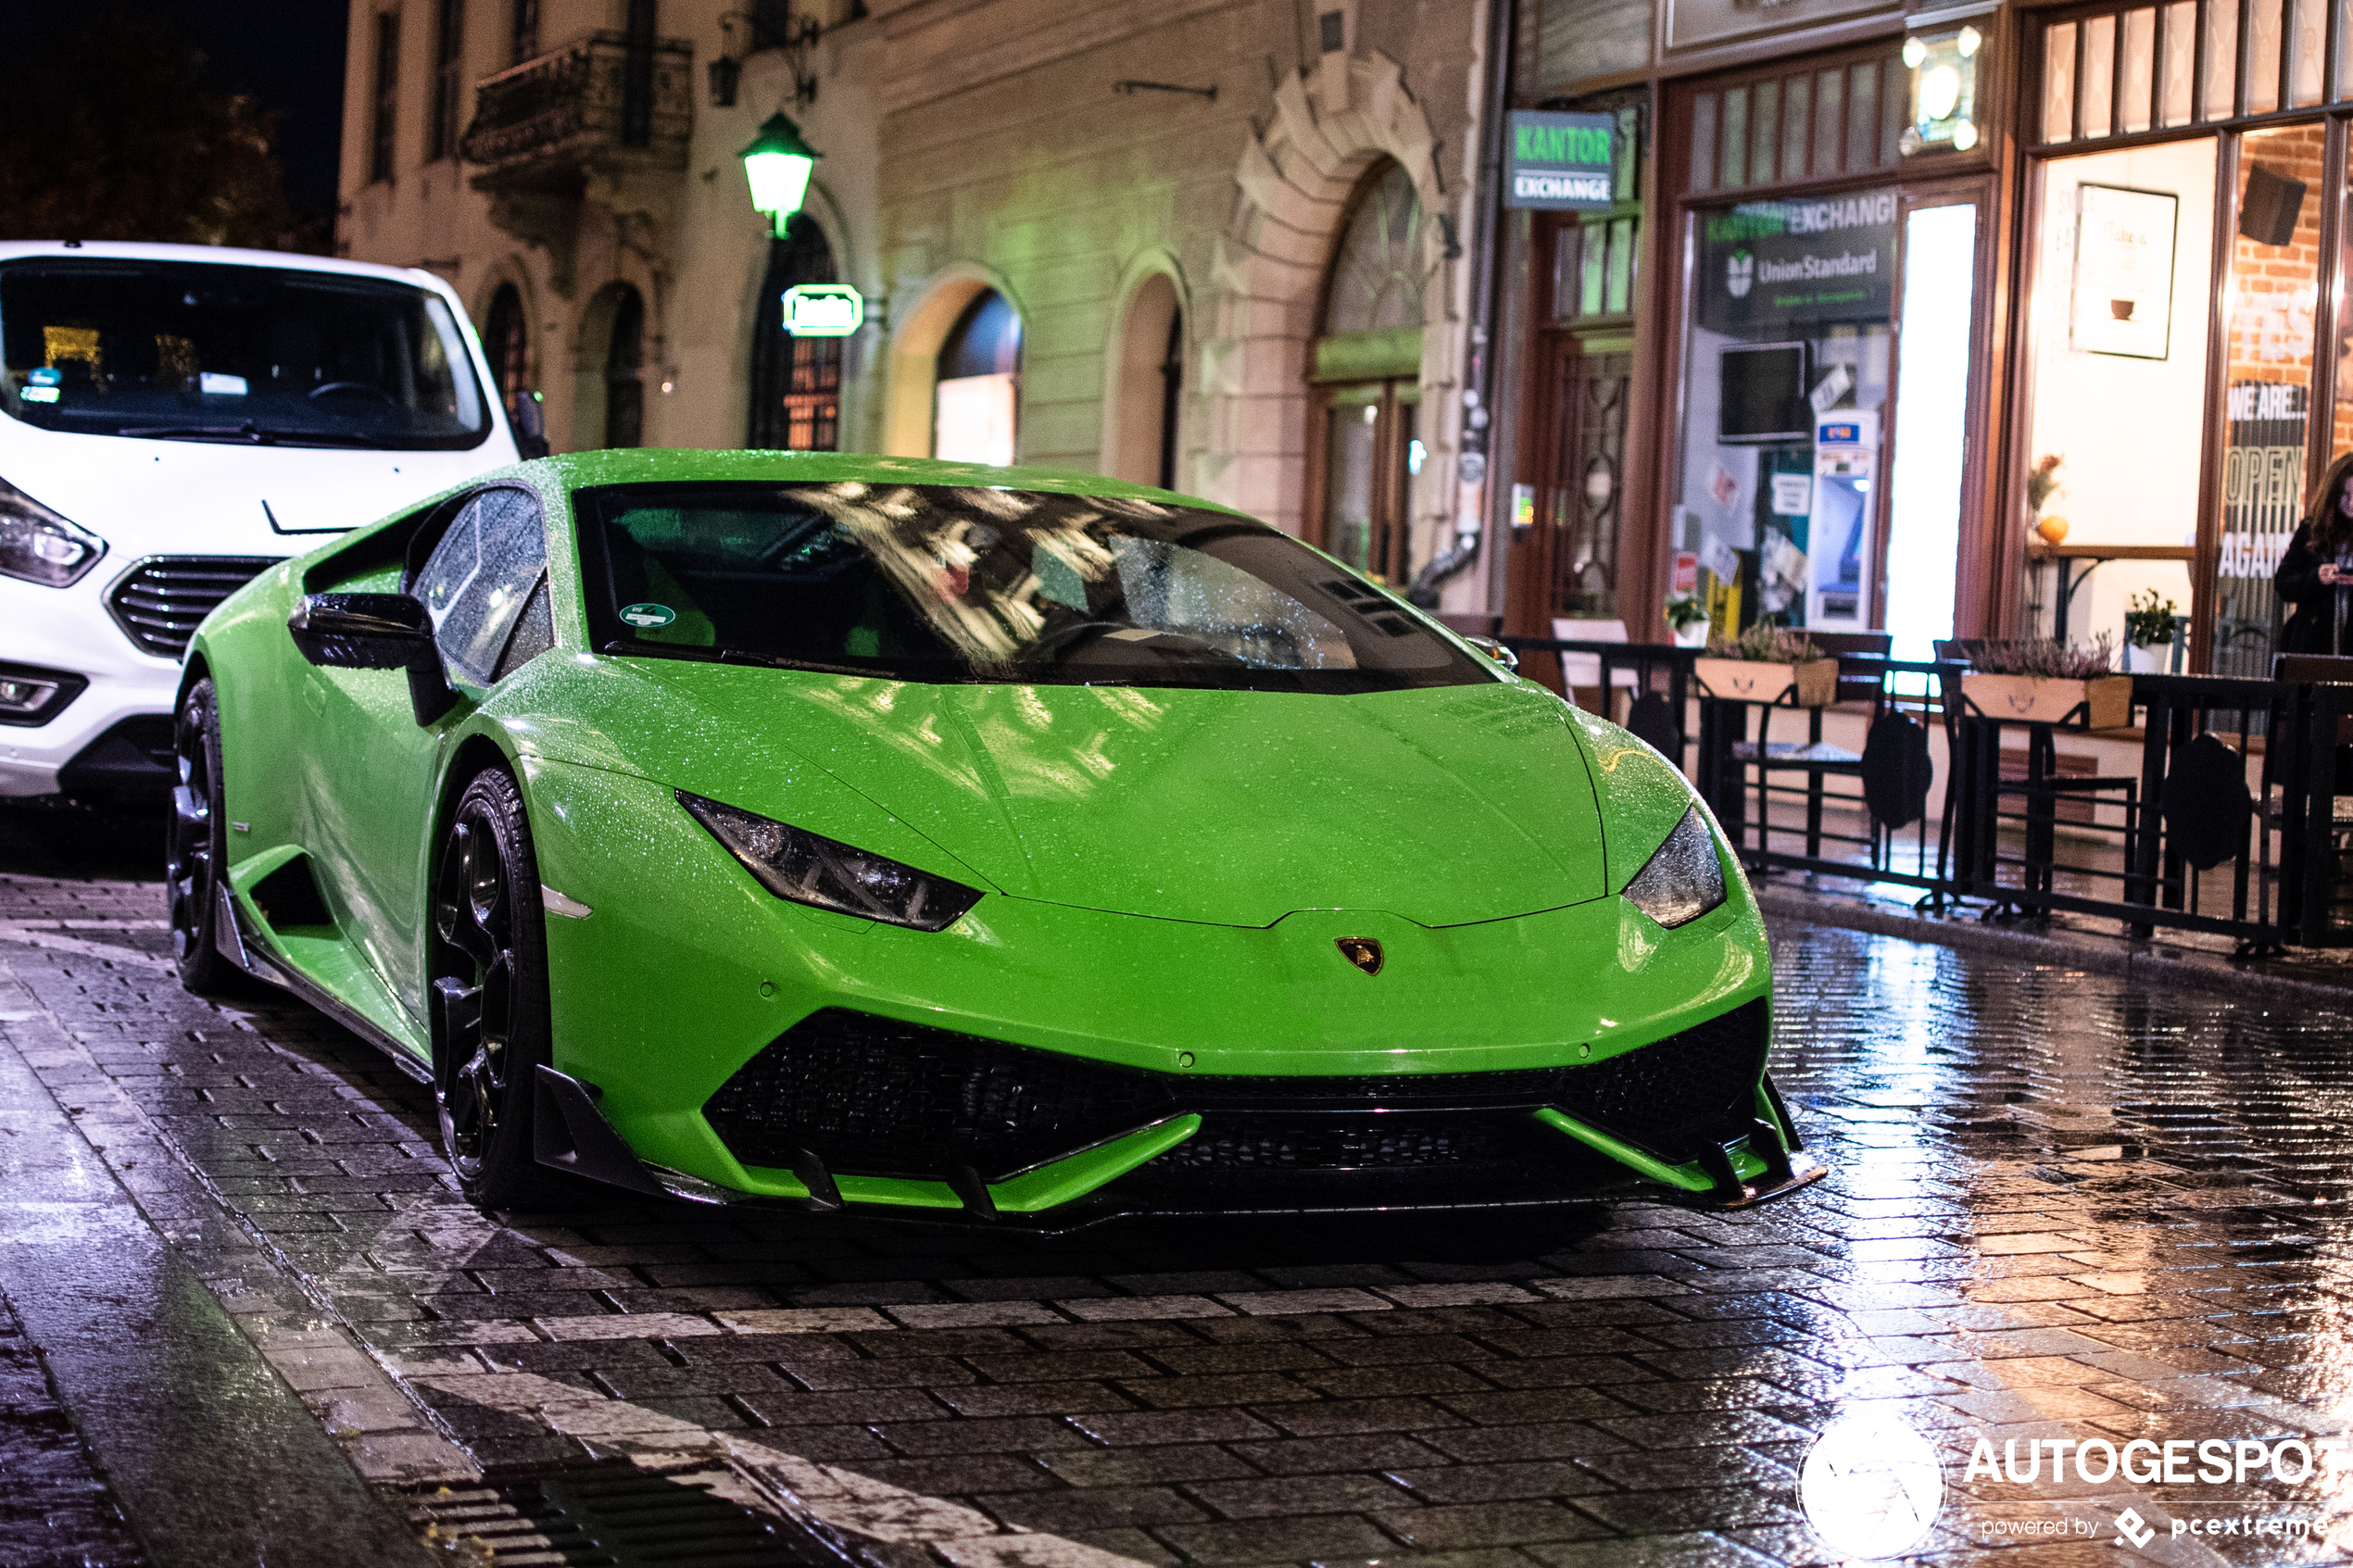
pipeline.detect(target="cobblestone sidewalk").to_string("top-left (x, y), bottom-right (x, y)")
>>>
top-left (6, 836), bottom-right (2353, 1566)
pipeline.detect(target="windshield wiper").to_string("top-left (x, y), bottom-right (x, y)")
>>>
top-left (117, 421), bottom-right (384, 448)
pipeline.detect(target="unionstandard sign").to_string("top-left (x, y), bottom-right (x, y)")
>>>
top-left (1694, 191), bottom-right (1897, 332)
top-left (1505, 111), bottom-right (1616, 210)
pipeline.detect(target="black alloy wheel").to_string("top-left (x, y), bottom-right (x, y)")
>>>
top-left (165, 678), bottom-right (249, 995)
top-left (430, 767), bottom-right (572, 1210)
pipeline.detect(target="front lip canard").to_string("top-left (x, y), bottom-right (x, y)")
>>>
top-left (517, 1000), bottom-right (1825, 1230)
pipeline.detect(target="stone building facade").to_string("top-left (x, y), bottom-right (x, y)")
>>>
top-left (337, 0), bottom-right (1503, 604)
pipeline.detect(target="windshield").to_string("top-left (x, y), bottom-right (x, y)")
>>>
top-left (0, 259), bottom-right (492, 449)
top-left (576, 482), bottom-right (1491, 694)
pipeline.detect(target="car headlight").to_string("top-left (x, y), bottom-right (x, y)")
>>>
top-left (0, 477), bottom-right (104, 587)
top-left (679, 791), bottom-right (983, 932)
top-left (1621, 807), bottom-right (1726, 928)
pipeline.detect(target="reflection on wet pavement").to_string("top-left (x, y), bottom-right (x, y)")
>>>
top-left (6, 815), bottom-right (2353, 1564)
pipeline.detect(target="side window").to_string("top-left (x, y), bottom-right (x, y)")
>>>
top-left (414, 488), bottom-right (547, 684)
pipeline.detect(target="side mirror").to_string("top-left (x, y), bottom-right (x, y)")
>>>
top-left (1465, 634), bottom-right (1520, 673)
top-left (288, 594), bottom-right (459, 725)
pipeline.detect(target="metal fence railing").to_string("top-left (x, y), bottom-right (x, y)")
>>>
top-left (1503, 635), bottom-right (2353, 950)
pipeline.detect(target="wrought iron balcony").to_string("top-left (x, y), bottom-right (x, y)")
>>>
top-left (461, 31), bottom-right (693, 188)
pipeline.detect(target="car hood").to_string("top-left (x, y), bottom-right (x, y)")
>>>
top-left (0, 418), bottom-right (516, 558)
top-left (513, 661), bottom-right (1610, 928)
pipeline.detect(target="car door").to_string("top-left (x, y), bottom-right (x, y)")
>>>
top-left (305, 485), bottom-right (549, 1023)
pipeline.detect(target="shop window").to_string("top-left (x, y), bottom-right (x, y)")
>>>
top-left (1309, 162), bottom-right (1428, 583)
top-left (2020, 141), bottom-right (2214, 655)
top-left (1687, 49), bottom-right (1903, 194)
top-left (1674, 189), bottom-right (1898, 638)
top-left (2216, 127), bottom-right (2324, 676)
top-left (934, 291), bottom-right (1020, 466)
top-left (748, 215), bottom-right (842, 452)
top-left (2039, 0), bottom-right (2334, 145)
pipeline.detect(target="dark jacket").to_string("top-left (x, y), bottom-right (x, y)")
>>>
top-left (2275, 520), bottom-right (2350, 654)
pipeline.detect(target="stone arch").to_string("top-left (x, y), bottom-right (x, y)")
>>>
top-left (1201, 52), bottom-right (1454, 538)
top-left (1100, 254), bottom-right (1189, 488)
top-left (472, 258), bottom-right (541, 422)
top-left (882, 264), bottom-right (1024, 459)
top-left (573, 280), bottom-right (648, 451)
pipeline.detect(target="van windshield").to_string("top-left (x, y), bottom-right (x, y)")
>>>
top-left (0, 259), bottom-right (492, 450)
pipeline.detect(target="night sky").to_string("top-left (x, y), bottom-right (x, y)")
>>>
top-left (0, 2), bottom-right (351, 223)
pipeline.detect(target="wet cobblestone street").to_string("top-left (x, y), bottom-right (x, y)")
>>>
top-left (6, 812), bottom-right (2353, 1567)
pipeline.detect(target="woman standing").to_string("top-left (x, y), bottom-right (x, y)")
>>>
top-left (2276, 449), bottom-right (2353, 655)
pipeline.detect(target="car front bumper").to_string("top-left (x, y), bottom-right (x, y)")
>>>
top-left (515, 757), bottom-right (1818, 1222)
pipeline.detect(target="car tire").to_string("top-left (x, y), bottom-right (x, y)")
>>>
top-left (429, 767), bottom-right (579, 1210)
top-left (166, 678), bottom-right (257, 997)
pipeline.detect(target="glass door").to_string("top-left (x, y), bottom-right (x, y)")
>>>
top-left (1883, 196), bottom-right (1982, 661)
top-left (1319, 381), bottom-right (1417, 583)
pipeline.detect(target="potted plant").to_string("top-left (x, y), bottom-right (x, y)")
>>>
top-left (2122, 589), bottom-right (2177, 673)
top-left (2028, 453), bottom-right (2069, 545)
top-left (1664, 593), bottom-right (1709, 648)
top-left (1692, 622), bottom-right (1841, 707)
top-left (1957, 633), bottom-right (2133, 729)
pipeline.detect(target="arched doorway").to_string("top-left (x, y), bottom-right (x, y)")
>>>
top-left (484, 282), bottom-right (531, 420)
top-left (602, 284), bottom-right (645, 449)
top-left (934, 290), bottom-right (1020, 466)
top-left (1111, 274), bottom-right (1182, 489)
top-left (1307, 162), bottom-right (1428, 583)
top-left (748, 215), bottom-right (841, 450)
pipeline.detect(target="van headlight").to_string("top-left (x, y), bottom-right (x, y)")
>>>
top-left (1621, 808), bottom-right (1727, 928)
top-left (0, 478), bottom-right (104, 587)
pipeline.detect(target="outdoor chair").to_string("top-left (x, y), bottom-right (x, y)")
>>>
top-left (1724, 631), bottom-right (1892, 861)
top-left (1551, 617), bottom-right (1641, 719)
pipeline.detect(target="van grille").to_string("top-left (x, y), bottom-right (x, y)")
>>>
top-left (107, 556), bottom-right (279, 659)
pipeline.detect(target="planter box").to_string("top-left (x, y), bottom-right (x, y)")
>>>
top-left (1692, 656), bottom-right (1841, 707)
top-left (1961, 672), bottom-right (2134, 730)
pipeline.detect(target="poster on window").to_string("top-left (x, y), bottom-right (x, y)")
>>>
top-left (1693, 192), bottom-right (1897, 333)
top-left (2070, 183), bottom-right (2176, 359)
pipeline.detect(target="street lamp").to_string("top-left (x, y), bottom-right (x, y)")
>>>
top-left (739, 113), bottom-right (821, 237)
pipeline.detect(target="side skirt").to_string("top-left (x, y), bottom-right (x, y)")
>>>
top-left (215, 887), bottom-right (432, 1086)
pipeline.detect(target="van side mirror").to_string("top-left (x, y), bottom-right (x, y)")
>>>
top-left (510, 392), bottom-right (549, 460)
top-left (288, 593), bottom-right (458, 724)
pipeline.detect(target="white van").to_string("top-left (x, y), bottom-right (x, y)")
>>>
top-left (0, 242), bottom-right (534, 801)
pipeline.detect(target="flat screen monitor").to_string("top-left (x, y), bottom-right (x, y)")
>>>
top-left (1718, 343), bottom-right (1810, 445)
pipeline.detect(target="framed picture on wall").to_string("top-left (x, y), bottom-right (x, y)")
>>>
top-left (2071, 183), bottom-right (2178, 359)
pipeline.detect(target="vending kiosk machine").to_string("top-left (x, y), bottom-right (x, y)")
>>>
top-left (1806, 411), bottom-right (1878, 630)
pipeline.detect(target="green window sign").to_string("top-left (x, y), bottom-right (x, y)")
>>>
top-left (1505, 111), bottom-right (1617, 211)
top-left (782, 283), bottom-right (864, 337)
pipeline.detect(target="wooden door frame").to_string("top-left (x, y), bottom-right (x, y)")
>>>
top-left (1302, 379), bottom-right (1416, 582)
